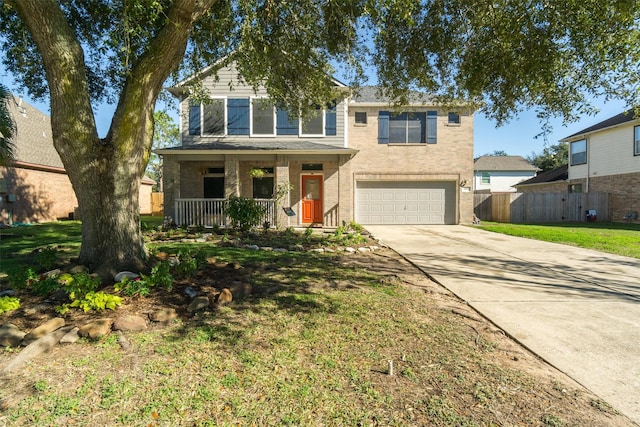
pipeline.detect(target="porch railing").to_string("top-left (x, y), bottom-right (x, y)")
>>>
top-left (174, 198), bottom-right (276, 228)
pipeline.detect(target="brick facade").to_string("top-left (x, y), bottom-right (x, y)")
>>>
top-left (588, 173), bottom-right (640, 223)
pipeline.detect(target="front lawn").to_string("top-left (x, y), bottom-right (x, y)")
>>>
top-left (475, 221), bottom-right (640, 259)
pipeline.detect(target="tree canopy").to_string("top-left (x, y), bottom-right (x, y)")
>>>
top-left (0, 0), bottom-right (638, 276)
top-left (527, 142), bottom-right (569, 172)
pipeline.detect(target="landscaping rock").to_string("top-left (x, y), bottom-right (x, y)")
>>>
top-left (289, 244), bottom-right (304, 251)
top-left (358, 247), bottom-right (371, 253)
top-left (116, 331), bottom-right (131, 351)
top-left (22, 304), bottom-right (51, 316)
top-left (113, 315), bottom-right (147, 332)
top-left (1, 326), bottom-right (74, 374)
top-left (149, 308), bottom-right (177, 323)
top-left (78, 318), bottom-right (113, 339)
top-left (46, 289), bottom-right (69, 302)
top-left (370, 245), bottom-right (380, 251)
top-left (260, 246), bottom-right (273, 251)
top-left (310, 248), bottom-right (324, 253)
top-left (0, 289), bottom-right (16, 297)
top-left (187, 296), bottom-right (210, 313)
top-left (43, 269), bottom-right (61, 278)
top-left (246, 244), bottom-right (260, 250)
top-left (215, 288), bottom-right (233, 306)
top-left (228, 282), bottom-right (252, 300)
top-left (0, 324), bottom-right (26, 347)
top-left (23, 318), bottom-right (65, 345)
top-left (345, 247), bottom-right (356, 253)
top-left (273, 248), bottom-right (287, 252)
top-left (59, 327), bottom-right (80, 344)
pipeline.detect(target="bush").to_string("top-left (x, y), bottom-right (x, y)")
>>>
top-left (225, 196), bottom-right (267, 233)
top-left (58, 272), bottom-right (101, 300)
top-left (6, 265), bottom-right (38, 290)
top-left (0, 296), bottom-right (20, 314)
top-left (57, 292), bottom-right (122, 314)
top-left (35, 246), bottom-right (58, 271)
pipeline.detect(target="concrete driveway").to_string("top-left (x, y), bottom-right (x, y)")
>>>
top-left (365, 225), bottom-right (640, 425)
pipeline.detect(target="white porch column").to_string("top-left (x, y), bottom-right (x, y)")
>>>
top-left (275, 155), bottom-right (291, 228)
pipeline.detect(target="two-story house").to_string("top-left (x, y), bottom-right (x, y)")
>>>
top-left (560, 109), bottom-right (640, 221)
top-left (158, 63), bottom-right (475, 228)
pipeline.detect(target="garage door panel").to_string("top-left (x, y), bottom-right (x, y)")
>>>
top-left (356, 181), bottom-right (455, 225)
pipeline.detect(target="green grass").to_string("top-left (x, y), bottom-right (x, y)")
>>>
top-left (0, 220), bottom-right (631, 426)
top-left (476, 221), bottom-right (640, 259)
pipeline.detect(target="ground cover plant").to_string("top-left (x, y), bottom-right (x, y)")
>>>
top-left (475, 221), bottom-right (640, 259)
top-left (0, 219), bottom-right (633, 426)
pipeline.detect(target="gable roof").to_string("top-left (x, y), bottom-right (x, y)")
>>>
top-left (515, 164), bottom-right (568, 186)
top-left (7, 96), bottom-right (64, 169)
top-left (474, 155), bottom-right (538, 172)
top-left (560, 109), bottom-right (640, 141)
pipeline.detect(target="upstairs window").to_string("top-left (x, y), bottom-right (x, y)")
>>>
top-left (635, 125), bottom-right (640, 156)
top-left (570, 139), bottom-right (587, 165)
top-left (378, 110), bottom-right (437, 144)
top-left (448, 112), bottom-right (460, 124)
top-left (188, 98), bottom-right (225, 136)
top-left (355, 112), bottom-right (367, 125)
top-left (481, 172), bottom-right (490, 184)
top-left (301, 107), bottom-right (325, 136)
top-left (251, 98), bottom-right (275, 136)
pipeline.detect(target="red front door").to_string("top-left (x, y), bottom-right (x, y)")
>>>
top-left (302, 175), bottom-right (323, 224)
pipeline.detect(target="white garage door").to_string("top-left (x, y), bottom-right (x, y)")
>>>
top-left (356, 181), bottom-right (456, 225)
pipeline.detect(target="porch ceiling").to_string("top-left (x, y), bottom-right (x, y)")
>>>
top-left (156, 141), bottom-right (358, 156)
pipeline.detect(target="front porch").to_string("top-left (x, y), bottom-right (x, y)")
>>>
top-left (174, 198), bottom-right (276, 228)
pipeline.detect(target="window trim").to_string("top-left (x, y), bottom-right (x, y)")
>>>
top-left (570, 139), bottom-right (587, 166)
top-left (634, 125), bottom-right (640, 156)
top-left (300, 107), bottom-right (326, 137)
top-left (250, 97), bottom-right (276, 137)
top-left (388, 111), bottom-right (427, 144)
top-left (354, 111), bottom-right (367, 126)
top-left (447, 112), bottom-right (461, 125)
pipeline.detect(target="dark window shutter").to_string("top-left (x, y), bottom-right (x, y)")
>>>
top-left (427, 111), bottom-right (437, 144)
top-left (276, 107), bottom-right (299, 135)
top-left (227, 98), bottom-right (250, 135)
top-left (378, 111), bottom-right (390, 144)
top-left (189, 102), bottom-right (201, 136)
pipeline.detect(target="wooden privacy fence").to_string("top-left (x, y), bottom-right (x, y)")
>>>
top-left (474, 192), bottom-right (609, 223)
top-left (150, 192), bottom-right (164, 216)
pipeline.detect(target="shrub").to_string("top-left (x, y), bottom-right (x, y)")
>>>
top-left (35, 246), bottom-right (59, 271)
top-left (30, 274), bottom-right (62, 296)
top-left (57, 292), bottom-right (122, 314)
top-left (225, 196), bottom-right (267, 233)
top-left (58, 272), bottom-right (101, 300)
top-left (6, 265), bottom-right (38, 290)
top-left (114, 277), bottom-right (151, 297)
top-left (148, 261), bottom-right (174, 289)
top-left (0, 296), bottom-right (20, 314)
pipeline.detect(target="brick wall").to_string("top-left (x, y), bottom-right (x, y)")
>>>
top-left (346, 107), bottom-right (475, 223)
top-left (516, 182), bottom-right (568, 193)
top-left (589, 172), bottom-right (640, 222)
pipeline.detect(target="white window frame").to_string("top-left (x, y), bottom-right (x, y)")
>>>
top-left (570, 139), bottom-right (587, 165)
top-left (201, 97), bottom-right (227, 137)
top-left (250, 97), bottom-right (276, 137)
top-left (634, 125), bottom-right (640, 156)
top-left (300, 107), bottom-right (326, 137)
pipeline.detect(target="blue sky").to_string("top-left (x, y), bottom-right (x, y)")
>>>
top-left (2, 73), bottom-right (629, 160)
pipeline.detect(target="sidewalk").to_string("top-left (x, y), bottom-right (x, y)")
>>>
top-left (366, 225), bottom-right (640, 425)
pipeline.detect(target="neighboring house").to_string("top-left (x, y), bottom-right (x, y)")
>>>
top-left (158, 62), bottom-right (475, 227)
top-left (0, 97), bottom-right (154, 224)
top-left (514, 164), bottom-right (568, 193)
top-left (473, 155), bottom-right (538, 193)
top-left (560, 109), bottom-right (640, 221)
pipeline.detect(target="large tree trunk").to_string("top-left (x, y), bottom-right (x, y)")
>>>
top-left (9, 0), bottom-right (215, 281)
